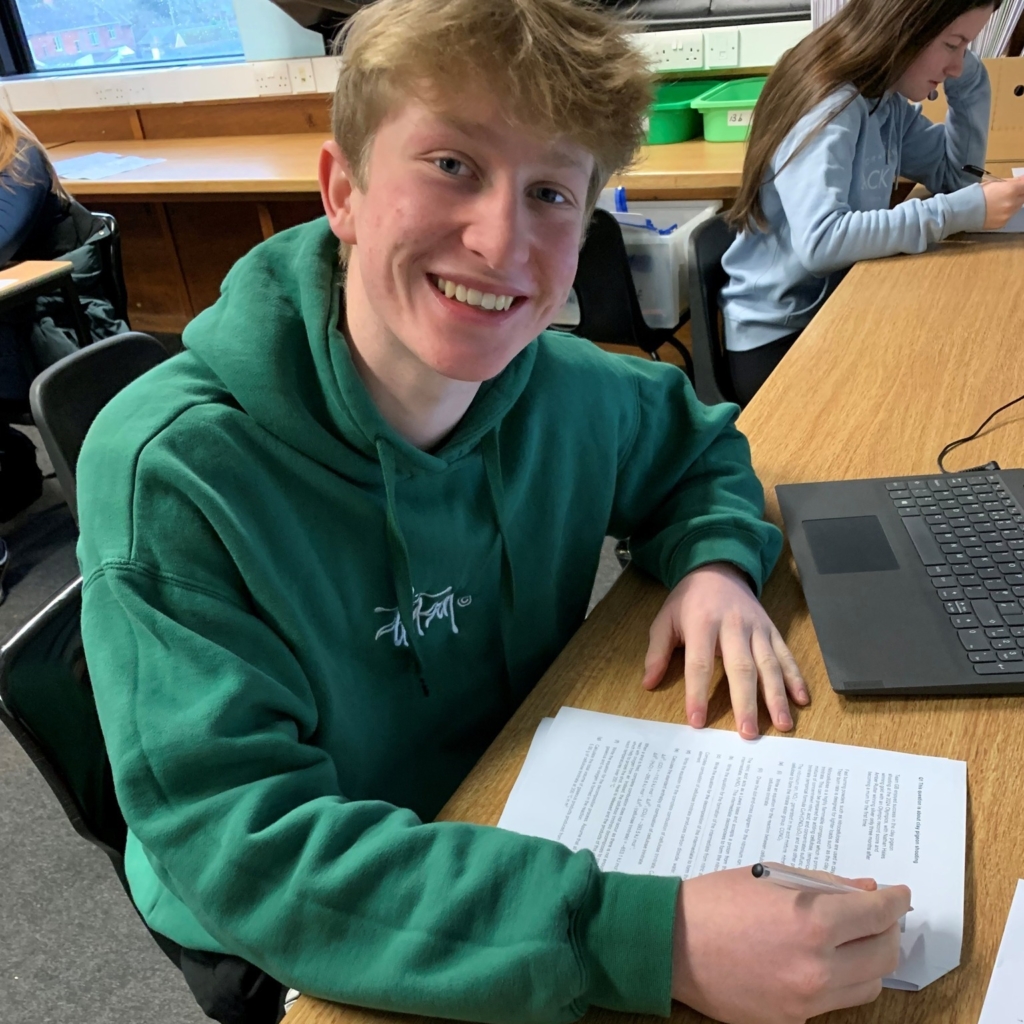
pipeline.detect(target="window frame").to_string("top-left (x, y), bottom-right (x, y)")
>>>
top-left (0, 0), bottom-right (247, 78)
top-left (0, 0), bottom-right (32, 76)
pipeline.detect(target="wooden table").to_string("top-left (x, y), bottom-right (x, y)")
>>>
top-left (45, 134), bottom-right (747, 335)
top-left (49, 134), bottom-right (331, 200)
top-left (0, 260), bottom-right (90, 346)
top-left (291, 234), bottom-right (1024, 1024)
top-left (49, 134), bottom-right (746, 202)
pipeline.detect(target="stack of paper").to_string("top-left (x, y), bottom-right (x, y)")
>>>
top-left (979, 880), bottom-right (1024, 1024)
top-left (810, 0), bottom-right (847, 29)
top-left (499, 707), bottom-right (967, 991)
top-left (812, 0), bottom-right (1023, 54)
top-left (972, 0), bottom-right (1024, 58)
top-left (52, 152), bottom-right (165, 182)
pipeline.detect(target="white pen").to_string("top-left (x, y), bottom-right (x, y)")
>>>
top-left (752, 861), bottom-right (913, 922)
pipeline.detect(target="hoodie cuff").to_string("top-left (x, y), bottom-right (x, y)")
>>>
top-left (576, 870), bottom-right (679, 1017)
top-left (944, 182), bottom-right (988, 234)
top-left (664, 527), bottom-right (780, 596)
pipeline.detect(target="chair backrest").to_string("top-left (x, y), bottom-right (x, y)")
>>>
top-left (89, 211), bottom-right (129, 327)
top-left (0, 578), bottom-right (127, 865)
top-left (29, 332), bottom-right (168, 524)
top-left (687, 214), bottom-right (739, 406)
top-left (573, 208), bottom-right (648, 347)
top-left (572, 209), bottom-right (694, 375)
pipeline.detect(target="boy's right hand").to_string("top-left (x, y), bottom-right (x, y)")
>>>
top-left (982, 177), bottom-right (1024, 230)
top-left (671, 866), bottom-right (911, 1024)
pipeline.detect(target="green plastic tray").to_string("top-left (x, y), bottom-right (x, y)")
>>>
top-left (691, 77), bottom-right (767, 142)
top-left (645, 80), bottom-right (722, 145)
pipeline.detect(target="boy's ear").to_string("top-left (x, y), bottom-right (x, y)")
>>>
top-left (319, 141), bottom-right (359, 247)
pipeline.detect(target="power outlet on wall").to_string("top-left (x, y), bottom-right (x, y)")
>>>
top-left (93, 84), bottom-right (129, 106)
top-left (288, 59), bottom-right (316, 94)
top-left (634, 29), bottom-right (705, 72)
top-left (253, 64), bottom-right (293, 96)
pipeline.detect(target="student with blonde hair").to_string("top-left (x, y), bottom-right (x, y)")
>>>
top-left (0, 110), bottom-right (70, 523)
top-left (78, 1), bottom-right (908, 1022)
top-left (721, 0), bottom-right (1024, 404)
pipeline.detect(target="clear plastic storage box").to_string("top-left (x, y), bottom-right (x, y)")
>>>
top-left (618, 200), bottom-right (722, 329)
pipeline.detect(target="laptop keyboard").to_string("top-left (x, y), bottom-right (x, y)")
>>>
top-left (887, 473), bottom-right (1024, 676)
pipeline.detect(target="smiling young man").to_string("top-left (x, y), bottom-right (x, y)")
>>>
top-left (76, 1), bottom-right (910, 1023)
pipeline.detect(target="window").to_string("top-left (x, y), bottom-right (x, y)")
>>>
top-left (14, 0), bottom-right (244, 73)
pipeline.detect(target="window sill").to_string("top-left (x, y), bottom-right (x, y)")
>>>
top-left (1, 55), bottom-right (342, 113)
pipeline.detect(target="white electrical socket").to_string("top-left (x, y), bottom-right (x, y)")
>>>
top-left (704, 28), bottom-right (740, 69)
top-left (94, 84), bottom-right (128, 107)
top-left (253, 63), bottom-right (293, 96)
top-left (128, 80), bottom-right (150, 106)
top-left (288, 59), bottom-right (316, 94)
top-left (633, 29), bottom-right (705, 72)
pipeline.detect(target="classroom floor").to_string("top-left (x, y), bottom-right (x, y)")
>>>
top-left (0, 434), bottom-right (624, 1023)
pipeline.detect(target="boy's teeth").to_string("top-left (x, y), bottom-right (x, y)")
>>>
top-left (436, 277), bottom-right (514, 312)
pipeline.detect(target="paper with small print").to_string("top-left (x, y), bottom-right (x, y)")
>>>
top-left (53, 152), bottom-right (165, 181)
top-left (978, 879), bottom-right (1024, 1024)
top-left (499, 707), bottom-right (967, 991)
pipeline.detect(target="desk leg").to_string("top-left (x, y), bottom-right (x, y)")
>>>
top-left (59, 277), bottom-right (92, 347)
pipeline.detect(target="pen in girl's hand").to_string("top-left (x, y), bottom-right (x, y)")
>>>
top-left (964, 163), bottom-right (1005, 182)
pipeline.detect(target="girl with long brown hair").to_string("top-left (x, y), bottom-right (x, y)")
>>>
top-left (719, 0), bottom-right (1024, 404)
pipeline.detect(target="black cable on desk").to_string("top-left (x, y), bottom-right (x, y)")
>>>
top-left (937, 392), bottom-right (1024, 473)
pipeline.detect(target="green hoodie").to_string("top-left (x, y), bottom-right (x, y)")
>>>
top-left (77, 217), bottom-right (781, 1023)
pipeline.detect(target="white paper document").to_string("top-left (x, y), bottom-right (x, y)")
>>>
top-left (979, 879), bottom-right (1024, 1024)
top-left (53, 152), bottom-right (165, 181)
top-left (499, 707), bottom-right (967, 991)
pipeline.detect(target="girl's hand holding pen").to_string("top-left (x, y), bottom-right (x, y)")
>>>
top-left (982, 176), bottom-right (1024, 230)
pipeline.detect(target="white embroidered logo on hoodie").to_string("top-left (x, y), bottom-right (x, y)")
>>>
top-left (374, 587), bottom-right (473, 647)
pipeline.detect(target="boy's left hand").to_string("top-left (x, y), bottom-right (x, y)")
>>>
top-left (642, 562), bottom-right (808, 738)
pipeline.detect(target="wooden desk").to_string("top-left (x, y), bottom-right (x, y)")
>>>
top-left (50, 134), bottom-right (330, 200)
top-left (291, 235), bottom-right (1024, 1024)
top-left (0, 260), bottom-right (90, 346)
top-left (46, 134), bottom-right (746, 334)
top-left (49, 134), bottom-right (744, 202)
top-left (610, 140), bottom-right (746, 199)
top-left (0, 259), bottom-right (73, 294)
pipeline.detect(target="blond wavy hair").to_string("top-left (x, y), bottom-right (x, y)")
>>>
top-left (0, 108), bottom-right (67, 199)
top-left (331, 0), bottom-right (653, 216)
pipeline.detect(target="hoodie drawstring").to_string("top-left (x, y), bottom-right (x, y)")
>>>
top-left (482, 430), bottom-right (518, 710)
top-left (376, 439), bottom-right (429, 695)
top-left (375, 431), bottom-right (517, 706)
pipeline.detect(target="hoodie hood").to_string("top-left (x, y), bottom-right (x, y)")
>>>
top-left (181, 217), bottom-right (534, 696)
top-left (181, 215), bottom-right (538, 482)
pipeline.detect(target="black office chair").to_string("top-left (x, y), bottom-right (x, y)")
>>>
top-left (29, 331), bottom-right (168, 524)
top-left (2, 331), bottom-right (182, 964)
top-left (572, 208), bottom-right (694, 377)
top-left (89, 211), bottom-right (130, 327)
top-left (12, 331), bottom-right (283, 1019)
top-left (688, 214), bottom-right (739, 406)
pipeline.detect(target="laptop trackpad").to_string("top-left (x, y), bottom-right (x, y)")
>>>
top-left (803, 516), bottom-right (900, 574)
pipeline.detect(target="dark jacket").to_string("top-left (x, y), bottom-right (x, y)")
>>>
top-left (0, 146), bottom-right (129, 401)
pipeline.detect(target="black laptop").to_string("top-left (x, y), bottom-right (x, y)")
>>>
top-left (777, 470), bottom-right (1024, 695)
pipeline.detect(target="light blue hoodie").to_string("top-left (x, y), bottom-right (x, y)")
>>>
top-left (721, 50), bottom-right (990, 352)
